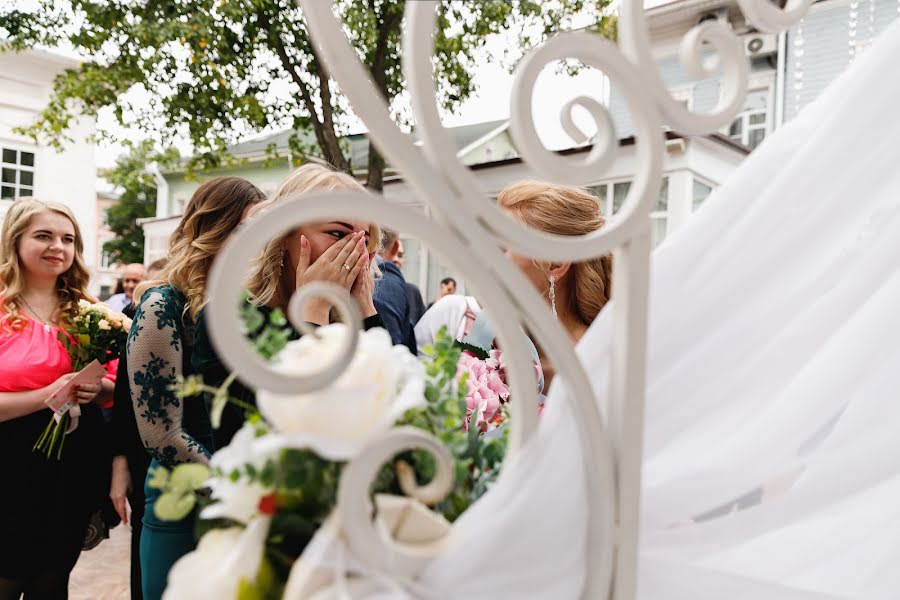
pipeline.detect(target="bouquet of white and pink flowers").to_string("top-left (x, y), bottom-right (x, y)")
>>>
top-left (33, 299), bottom-right (131, 460)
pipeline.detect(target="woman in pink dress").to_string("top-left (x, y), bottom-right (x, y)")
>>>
top-left (0, 199), bottom-right (116, 599)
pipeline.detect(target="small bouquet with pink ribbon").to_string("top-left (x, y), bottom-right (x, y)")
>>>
top-left (33, 299), bottom-right (131, 459)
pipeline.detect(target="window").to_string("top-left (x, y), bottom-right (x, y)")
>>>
top-left (1, 148), bottom-right (36, 199)
top-left (592, 177), bottom-right (669, 247)
top-left (728, 88), bottom-right (770, 150)
top-left (692, 178), bottom-right (713, 211)
top-left (650, 178), bottom-right (669, 247)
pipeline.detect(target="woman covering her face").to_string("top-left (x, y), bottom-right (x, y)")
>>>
top-left (125, 177), bottom-right (265, 600)
top-left (193, 163), bottom-right (386, 450)
top-left (0, 199), bottom-right (117, 599)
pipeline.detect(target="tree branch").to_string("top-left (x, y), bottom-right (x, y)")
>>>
top-left (365, 7), bottom-right (403, 190)
top-left (259, 9), bottom-right (349, 170)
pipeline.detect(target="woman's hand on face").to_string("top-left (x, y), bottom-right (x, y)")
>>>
top-left (350, 252), bottom-right (377, 318)
top-left (295, 231), bottom-right (368, 324)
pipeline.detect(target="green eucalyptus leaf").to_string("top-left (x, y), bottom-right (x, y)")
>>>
top-left (154, 491), bottom-right (196, 521)
top-left (169, 463), bottom-right (211, 491)
top-left (147, 466), bottom-right (170, 489)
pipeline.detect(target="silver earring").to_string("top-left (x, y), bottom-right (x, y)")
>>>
top-left (277, 251), bottom-right (285, 281)
top-left (548, 275), bottom-right (557, 319)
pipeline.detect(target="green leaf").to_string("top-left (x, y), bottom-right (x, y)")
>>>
top-left (169, 463), bottom-right (211, 491)
top-left (147, 466), bottom-right (170, 489)
top-left (154, 490), bottom-right (196, 521)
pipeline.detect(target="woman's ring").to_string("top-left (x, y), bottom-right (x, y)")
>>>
top-left (343, 263), bottom-right (352, 271)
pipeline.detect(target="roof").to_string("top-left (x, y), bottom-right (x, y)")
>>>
top-left (202, 119), bottom-right (510, 173)
top-left (97, 189), bottom-right (120, 201)
top-left (381, 130), bottom-right (749, 186)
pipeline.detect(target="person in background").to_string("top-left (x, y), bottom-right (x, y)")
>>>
top-left (393, 239), bottom-right (427, 327)
top-left (108, 256), bottom-right (169, 600)
top-left (0, 199), bottom-right (116, 600)
top-left (145, 257), bottom-right (167, 282)
top-left (428, 276), bottom-right (457, 309)
top-left (126, 178), bottom-right (265, 600)
top-left (105, 263), bottom-right (146, 312)
top-left (372, 228), bottom-right (417, 353)
top-left (497, 180), bottom-right (612, 385)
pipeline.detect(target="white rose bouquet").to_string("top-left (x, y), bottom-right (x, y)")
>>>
top-left (155, 312), bottom-right (509, 599)
top-left (33, 299), bottom-right (132, 459)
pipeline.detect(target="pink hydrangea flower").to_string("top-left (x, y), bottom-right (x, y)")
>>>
top-left (457, 351), bottom-right (508, 432)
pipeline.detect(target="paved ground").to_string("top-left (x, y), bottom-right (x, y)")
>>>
top-left (70, 524), bottom-right (131, 600)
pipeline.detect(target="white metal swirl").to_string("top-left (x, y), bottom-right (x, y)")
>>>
top-left (337, 427), bottom-right (455, 578)
top-left (203, 0), bottom-right (814, 596)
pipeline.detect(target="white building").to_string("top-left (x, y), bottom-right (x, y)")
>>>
top-left (0, 48), bottom-right (99, 288)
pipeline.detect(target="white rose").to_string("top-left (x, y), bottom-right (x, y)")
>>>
top-left (256, 324), bottom-right (425, 460)
top-left (92, 302), bottom-right (112, 315)
top-left (98, 319), bottom-right (111, 330)
top-left (202, 423), bottom-right (274, 524)
top-left (77, 299), bottom-right (92, 311)
top-left (162, 516), bottom-right (270, 600)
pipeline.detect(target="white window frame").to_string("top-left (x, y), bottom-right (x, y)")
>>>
top-left (722, 73), bottom-right (775, 150)
top-left (1, 144), bottom-right (36, 200)
top-left (691, 175), bottom-right (716, 212)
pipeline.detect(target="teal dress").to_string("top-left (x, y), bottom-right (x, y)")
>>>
top-left (127, 285), bottom-right (213, 600)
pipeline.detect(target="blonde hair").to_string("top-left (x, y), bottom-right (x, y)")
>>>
top-left (134, 177), bottom-right (266, 321)
top-left (0, 198), bottom-right (92, 331)
top-left (497, 181), bottom-right (612, 326)
top-left (247, 163), bottom-right (381, 306)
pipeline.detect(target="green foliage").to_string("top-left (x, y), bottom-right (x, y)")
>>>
top-left (0, 1), bottom-right (614, 189)
top-left (101, 140), bottom-right (179, 265)
top-left (399, 326), bottom-right (508, 521)
top-left (149, 463), bottom-right (212, 521)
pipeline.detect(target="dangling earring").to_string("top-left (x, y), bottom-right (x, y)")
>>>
top-left (548, 275), bottom-right (557, 319)
top-left (277, 251), bottom-right (285, 281)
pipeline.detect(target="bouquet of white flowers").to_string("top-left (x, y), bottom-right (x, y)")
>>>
top-left (33, 299), bottom-right (131, 460)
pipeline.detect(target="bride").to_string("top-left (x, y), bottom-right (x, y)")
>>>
top-left (414, 17), bottom-right (900, 600)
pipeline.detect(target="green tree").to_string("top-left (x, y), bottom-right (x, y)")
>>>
top-left (1, 1), bottom-right (614, 191)
top-left (101, 140), bottom-right (177, 265)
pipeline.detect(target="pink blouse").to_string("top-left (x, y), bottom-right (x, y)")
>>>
top-left (0, 314), bottom-right (116, 395)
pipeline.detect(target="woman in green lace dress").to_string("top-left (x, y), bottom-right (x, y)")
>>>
top-left (126, 177), bottom-right (264, 600)
top-left (194, 164), bottom-right (385, 448)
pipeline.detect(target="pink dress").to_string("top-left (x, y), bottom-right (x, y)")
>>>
top-left (0, 313), bottom-right (117, 577)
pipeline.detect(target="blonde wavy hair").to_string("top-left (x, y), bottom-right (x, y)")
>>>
top-left (134, 177), bottom-right (266, 321)
top-left (0, 198), bottom-right (92, 331)
top-left (497, 181), bottom-right (613, 326)
top-left (246, 163), bottom-right (381, 306)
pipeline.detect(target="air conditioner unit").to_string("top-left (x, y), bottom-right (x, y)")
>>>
top-left (743, 33), bottom-right (778, 57)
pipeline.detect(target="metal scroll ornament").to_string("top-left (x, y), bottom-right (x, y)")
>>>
top-left (206, 0), bottom-right (813, 597)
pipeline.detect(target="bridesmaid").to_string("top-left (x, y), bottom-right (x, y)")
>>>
top-left (0, 199), bottom-right (116, 599)
top-left (126, 177), bottom-right (264, 600)
top-left (193, 163), bottom-right (384, 449)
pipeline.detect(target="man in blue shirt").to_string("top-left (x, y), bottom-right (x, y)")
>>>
top-left (373, 228), bottom-right (417, 354)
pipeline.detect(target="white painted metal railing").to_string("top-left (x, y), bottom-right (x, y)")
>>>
top-left (206, 0), bottom-right (813, 596)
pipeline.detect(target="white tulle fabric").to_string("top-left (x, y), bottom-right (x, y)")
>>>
top-left (416, 20), bottom-right (900, 600)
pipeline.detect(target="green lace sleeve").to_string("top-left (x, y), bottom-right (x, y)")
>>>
top-left (127, 289), bottom-right (211, 467)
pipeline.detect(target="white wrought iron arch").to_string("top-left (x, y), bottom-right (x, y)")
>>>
top-left (205, 0), bottom-right (814, 596)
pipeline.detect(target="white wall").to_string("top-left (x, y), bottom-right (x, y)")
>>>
top-left (0, 49), bottom-right (98, 286)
